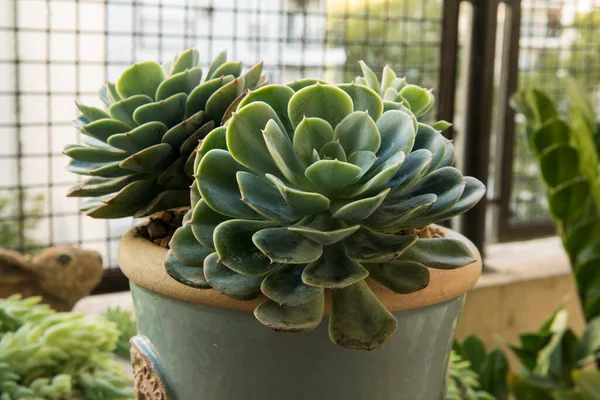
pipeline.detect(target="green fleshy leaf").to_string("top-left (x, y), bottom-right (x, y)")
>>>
top-left (334, 111), bottom-right (380, 154)
top-left (437, 139), bottom-right (456, 168)
top-left (343, 152), bottom-right (405, 198)
top-left (133, 93), bottom-right (187, 128)
top-left (64, 145), bottom-right (127, 163)
top-left (397, 238), bottom-right (476, 269)
top-left (179, 120), bottom-right (215, 155)
top-left (196, 149), bottom-right (259, 219)
top-left (205, 76), bottom-right (246, 123)
top-left (157, 156), bottom-right (189, 188)
top-left (329, 280), bottom-right (397, 350)
top-left (134, 189), bottom-right (190, 217)
top-left (165, 249), bottom-right (210, 289)
top-left (242, 61), bottom-right (264, 90)
top-left (383, 87), bottom-right (399, 102)
top-left (380, 65), bottom-right (397, 95)
top-left (433, 177), bottom-right (486, 221)
top-left (80, 119), bottom-right (130, 143)
top-left (263, 119), bottom-right (310, 188)
top-left (305, 159), bottom-right (362, 196)
top-left (302, 243), bottom-right (368, 288)
top-left (169, 212), bottom-right (211, 268)
top-left (155, 67), bottom-right (203, 101)
top-left (100, 179), bottom-right (157, 207)
top-left (549, 177), bottom-right (590, 221)
top-left (107, 121), bottom-right (168, 153)
top-left (76, 102), bottom-right (110, 122)
top-left (386, 149), bottom-right (433, 192)
top-left (210, 61), bottom-right (242, 79)
top-left (365, 260), bottom-right (430, 294)
top-left (412, 123), bottom-right (447, 171)
top-left (266, 174), bottom-right (331, 214)
top-left (288, 216), bottom-right (360, 246)
top-left (203, 252), bottom-right (263, 300)
top-left (253, 227), bottom-right (323, 264)
top-left (432, 120), bottom-right (452, 131)
top-left (206, 49), bottom-right (228, 80)
top-left (531, 118), bottom-right (570, 155)
top-left (190, 199), bottom-right (229, 249)
top-left (213, 219), bottom-right (280, 276)
top-left (331, 188), bottom-right (390, 221)
top-left (66, 174), bottom-right (148, 197)
top-left (348, 151), bottom-right (377, 178)
top-left (374, 110), bottom-right (416, 169)
top-left (319, 140), bottom-right (347, 162)
top-left (160, 110), bottom-right (205, 149)
top-left (170, 48), bottom-right (200, 75)
top-left (337, 83), bottom-right (383, 121)
top-left (288, 84), bottom-right (353, 129)
top-left (389, 77), bottom-right (408, 91)
top-left (345, 227), bottom-right (418, 262)
top-left (312, 149), bottom-right (321, 163)
top-left (237, 172), bottom-right (304, 222)
top-left (119, 143), bottom-right (173, 172)
top-left (108, 94), bottom-right (153, 127)
top-left (261, 264), bottom-right (323, 306)
top-left (227, 101), bottom-right (284, 176)
top-left (286, 78), bottom-right (328, 92)
top-left (254, 294), bottom-right (324, 332)
top-left (185, 75), bottom-right (234, 118)
top-left (67, 160), bottom-right (129, 177)
top-left (116, 61), bottom-right (165, 99)
top-left (357, 61), bottom-right (380, 94)
top-left (238, 84), bottom-right (295, 133)
top-left (539, 144), bottom-right (579, 187)
top-left (293, 117), bottom-right (334, 165)
top-left (366, 194), bottom-right (437, 230)
top-left (220, 91), bottom-right (248, 125)
top-left (196, 126), bottom-right (228, 168)
top-left (399, 85), bottom-right (433, 117)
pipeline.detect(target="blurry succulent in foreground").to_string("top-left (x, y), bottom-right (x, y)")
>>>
top-left (104, 307), bottom-right (138, 360)
top-left (65, 48), bottom-right (265, 218)
top-left (166, 71), bottom-right (485, 350)
top-left (446, 351), bottom-right (495, 400)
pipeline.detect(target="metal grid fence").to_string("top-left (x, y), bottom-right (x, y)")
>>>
top-left (0, 0), bottom-right (445, 284)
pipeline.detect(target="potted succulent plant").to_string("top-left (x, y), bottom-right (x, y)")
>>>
top-left (66, 48), bottom-right (485, 400)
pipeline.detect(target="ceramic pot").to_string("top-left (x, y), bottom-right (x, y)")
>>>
top-left (118, 224), bottom-right (481, 400)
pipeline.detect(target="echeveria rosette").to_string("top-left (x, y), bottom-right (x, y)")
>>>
top-left (166, 80), bottom-right (485, 350)
top-left (64, 48), bottom-right (265, 218)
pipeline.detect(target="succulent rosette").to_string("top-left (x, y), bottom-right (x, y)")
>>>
top-left (64, 48), bottom-right (265, 218)
top-left (166, 68), bottom-right (485, 350)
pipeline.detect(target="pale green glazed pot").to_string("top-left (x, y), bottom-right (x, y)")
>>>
top-left (119, 225), bottom-right (481, 400)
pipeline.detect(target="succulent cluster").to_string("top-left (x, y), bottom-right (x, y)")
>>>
top-left (65, 49), bottom-right (265, 218)
top-left (165, 61), bottom-right (485, 350)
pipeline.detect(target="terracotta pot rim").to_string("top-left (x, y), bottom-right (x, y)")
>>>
top-left (117, 224), bottom-right (482, 314)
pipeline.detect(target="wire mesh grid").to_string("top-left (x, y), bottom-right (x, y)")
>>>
top-left (0, 0), bottom-right (444, 278)
top-left (511, 0), bottom-right (600, 224)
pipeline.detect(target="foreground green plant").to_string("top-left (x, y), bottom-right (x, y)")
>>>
top-left (104, 307), bottom-right (137, 360)
top-left (166, 62), bottom-right (485, 350)
top-left (65, 48), bottom-right (265, 218)
top-left (446, 351), bottom-right (495, 400)
top-left (511, 83), bottom-right (600, 323)
top-left (0, 295), bottom-right (132, 400)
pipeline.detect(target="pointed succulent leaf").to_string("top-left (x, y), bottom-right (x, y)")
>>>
top-left (195, 126), bottom-right (227, 169)
top-left (302, 243), bottom-right (368, 288)
top-left (288, 218), bottom-right (360, 246)
top-left (237, 172), bottom-right (304, 222)
top-left (107, 121), bottom-right (168, 153)
top-left (157, 156), bottom-right (187, 188)
top-left (203, 252), bottom-right (263, 300)
top-left (383, 87), bottom-right (399, 101)
top-left (64, 145), bottom-right (127, 163)
top-left (312, 149), bottom-right (321, 163)
top-left (288, 84), bottom-right (353, 129)
top-left (190, 199), bottom-right (230, 249)
top-left (255, 294), bottom-right (324, 332)
top-left (196, 149), bottom-right (259, 218)
top-left (134, 189), bottom-right (189, 218)
top-left (402, 167), bottom-right (465, 217)
top-left (206, 49), bottom-right (228, 79)
top-left (170, 48), bottom-right (200, 74)
top-left (374, 110), bottom-right (416, 169)
top-left (437, 139), bottom-right (455, 168)
top-left (76, 103), bottom-right (110, 122)
top-left (185, 75), bottom-right (234, 118)
top-left (397, 238), bottom-right (476, 269)
top-left (383, 100), bottom-right (413, 115)
top-left (387, 149), bottom-right (433, 192)
top-left (165, 249), bottom-right (210, 289)
top-left (66, 174), bottom-right (148, 197)
top-left (329, 280), bottom-right (397, 350)
top-left (337, 83), bottom-right (383, 121)
top-left (367, 193), bottom-right (437, 229)
top-left (380, 65), bottom-right (397, 95)
top-left (539, 144), bottom-right (579, 188)
top-left (210, 61), bottom-right (242, 79)
top-left (293, 117), bottom-right (335, 164)
top-left (434, 177), bottom-right (486, 221)
top-left (412, 123), bottom-right (447, 171)
top-left (81, 119), bottom-right (130, 142)
top-left (305, 159), bottom-right (362, 196)
top-left (179, 120), bottom-right (215, 155)
top-left (358, 61), bottom-right (380, 94)
top-left (348, 151), bottom-right (377, 178)
top-left (67, 160), bottom-right (129, 177)
top-left (531, 118), bottom-right (570, 155)
top-left (205, 77), bottom-right (245, 123)
top-left (108, 95), bottom-right (153, 127)
top-left (154, 67), bottom-right (203, 102)
top-left (286, 78), bottom-right (328, 92)
top-left (319, 140), bottom-right (347, 162)
top-left (133, 92), bottom-right (187, 128)
top-left (263, 119), bottom-right (310, 188)
top-left (221, 91), bottom-right (248, 125)
top-left (344, 152), bottom-right (405, 198)
top-left (253, 227), bottom-right (323, 264)
top-left (345, 227), bottom-right (418, 262)
top-left (243, 61), bottom-right (264, 90)
top-left (261, 264), bottom-right (324, 306)
top-left (161, 110), bottom-right (205, 149)
top-left (331, 188), bottom-right (390, 221)
top-left (334, 111), bottom-right (381, 154)
top-left (119, 143), bottom-right (173, 172)
top-left (102, 179), bottom-right (158, 207)
top-left (432, 120), bottom-right (452, 131)
top-left (399, 85), bottom-right (433, 117)
top-left (549, 177), bottom-right (590, 221)
top-left (266, 174), bottom-right (331, 214)
top-left (169, 212), bottom-right (212, 268)
top-left (116, 61), bottom-right (165, 99)
top-left (365, 260), bottom-right (430, 294)
top-left (239, 85), bottom-right (295, 134)
top-left (227, 101), bottom-right (284, 175)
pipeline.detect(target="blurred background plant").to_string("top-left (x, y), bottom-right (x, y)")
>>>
top-left (104, 307), bottom-right (137, 361)
top-left (0, 191), bottom-right (44, 252)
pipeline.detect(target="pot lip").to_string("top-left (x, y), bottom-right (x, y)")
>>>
top-left (117, 223), bottom-right (482, 314)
